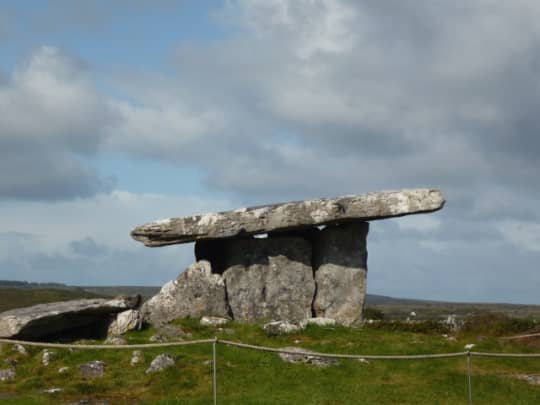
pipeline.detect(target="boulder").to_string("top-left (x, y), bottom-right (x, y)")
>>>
top-left (142, 260), bottom-right (229, 325)
top-left (131, 189), bottom-right (444, 246)
top-left (146, 354), bottom-right (175, 374)
top-left (108, 309), bottom-right (141, 335)
top-left (222, 237), bottom-right (315, 322)
top-left (0, 296), bottom-right (139, 340)
top-left (313, 222), bottom-right (369, 326)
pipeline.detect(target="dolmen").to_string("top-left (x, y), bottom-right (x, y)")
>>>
top-left (132, 189), bottom-right (444, 327)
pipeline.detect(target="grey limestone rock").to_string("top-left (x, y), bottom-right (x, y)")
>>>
top-left (146, 353), bottom-right (175, 374)
top-left (278, 347), bottom-right (339, 367)
top-left (200, 316), bottom-right (229, 327)
top-left (108, 309), bottom-right (141, 336)
top-left (42, 350), bottom-right (56, 366)
top-left (130, 350), bottom-right (143, 366)
top-left (131, 189), bottom-right (444, 246)
top-left (263, 320), bottom-right (303, 335)
top-left (0, 297), bottom-right (139, 340)
top-left (222, 237), bottom-right (315, 322)
top-left (313, 222), bottom-right (369, 326)
top-left (142, 260), bottom-right (229, 325)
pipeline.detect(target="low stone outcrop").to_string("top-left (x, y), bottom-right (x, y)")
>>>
top-left (141, 260), bottom-right (228, 325)
top-left (263, 321), bottom-right (303, 335)
top-left (146, 354), bottom-right (175, 374)
top-left (278, 347), bottom-right (339, 367)
top-left (0, 297), bottom-right (139, 340)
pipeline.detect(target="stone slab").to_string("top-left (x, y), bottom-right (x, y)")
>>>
top-left (131, 188), bottom-right (444, 246)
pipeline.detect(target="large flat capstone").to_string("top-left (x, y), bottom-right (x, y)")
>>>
top-left (0, 297), bottom-right (139, 340)
top-left (131, 188), bottom-right (444, 247)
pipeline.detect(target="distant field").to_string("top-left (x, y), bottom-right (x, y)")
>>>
top-left (0, 288), bottom-right (102, 312)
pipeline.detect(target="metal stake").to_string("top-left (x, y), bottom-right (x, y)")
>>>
top-left (467, 351), bottom-right (473, 405)
top-left (213, 337), bottom-right (218, 405)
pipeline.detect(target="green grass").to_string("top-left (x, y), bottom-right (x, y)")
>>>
top-left (2, 319), bottom-right (540, 404)
top-left (0, 288), bottom-right (103, 312)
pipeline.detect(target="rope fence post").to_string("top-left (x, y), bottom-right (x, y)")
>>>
top-left (466, 351), bottom-right (473, 405)
top-left (213, 336), bottom-right (218, 405)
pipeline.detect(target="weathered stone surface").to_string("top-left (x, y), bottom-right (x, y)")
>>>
top-left (79, 361), bottom-right (105, 379)
top-left (278, 347), bottom-right (339, 367)
top-left (108, 309), bottom-right (141, 336)
top-left (131, 188), bottom-right (444, 246)
top-left (146, 354), bottom-right (175, 374)
top-left (142, 260), bottom-right (229, 325)
top-left (222, 237), bottom-right (315, 322)
top-left (313, 222), bottom-right (369, 326)
top-left (0, 297), bottom-right (139, 340)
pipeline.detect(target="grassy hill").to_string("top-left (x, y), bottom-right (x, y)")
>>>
top-left (1, 318), bottom-right (540, 404)
top-left (0, 288), bottom-right (102, 312)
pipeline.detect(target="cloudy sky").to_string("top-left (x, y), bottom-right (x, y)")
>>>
top-left (1, 0), bottom-right (539, 303)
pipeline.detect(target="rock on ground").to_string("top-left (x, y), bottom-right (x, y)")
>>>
top-left (42, 350), bottom-right (56, 366)
top-left (200, 316), bottom-right (229, 327)
top-left (222, 237), bottom-right (315, 322)
top-left (108, 309), bottom-right (141, 336)
top-left (79, 361), bottom-right (106, 379)
top-left (0, 368), bottom-right (15, 382)
top-left (299, 317), bottom-right (337, 328)
top-left (130, 350), bottom-right (143, 366)
top-left (313, 222), bottom-right (369, 326)
top-left (278, 347), bottom-right (339, 367)
top-left (146, 354), bottom-right (175, 374)
top-left (263, 321), bottom-right (303, 335)
top-left (142, 260), bottom-right (229, 325)
top-left (0, 296), bottom-right (139, 340)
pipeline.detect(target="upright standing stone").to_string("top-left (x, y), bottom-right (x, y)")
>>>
top-left (313, 222), bottom-right (369, 326)
top-left (142, 260), bottom-right (229, 325)
top-left (222, 237), bottom-right (315, 322)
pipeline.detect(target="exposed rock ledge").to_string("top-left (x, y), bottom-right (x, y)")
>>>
top-left (131, 188), bottom-right (444, 247)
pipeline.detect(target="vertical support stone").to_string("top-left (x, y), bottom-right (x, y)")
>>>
top-left (222, 237), bottom-right (315, 322)
top-left (313, 221), bottom-right (369, 326)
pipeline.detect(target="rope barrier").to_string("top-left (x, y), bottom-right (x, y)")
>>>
top-left (218, 339), bottom-right (468, 360)
top-left (0, 337), bottom-right (214, 350)
top-left (3, 337), bottom-right (540, 359)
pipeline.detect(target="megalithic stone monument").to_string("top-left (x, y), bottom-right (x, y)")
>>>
top-left (132, 188), bottom-right (444, 326)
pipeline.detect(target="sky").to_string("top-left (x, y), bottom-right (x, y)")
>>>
top-left (1, 0), bottom-right (539, 304)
